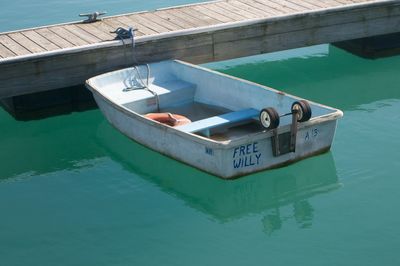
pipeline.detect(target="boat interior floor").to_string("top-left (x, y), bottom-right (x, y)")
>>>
top-left (160, 102), bottom-right (264, 141)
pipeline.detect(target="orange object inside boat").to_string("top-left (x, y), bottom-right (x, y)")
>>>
top-left (145, 113), bottom-right (191, 127)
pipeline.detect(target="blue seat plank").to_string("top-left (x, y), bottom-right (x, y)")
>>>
top-left (176, 108), bottom-right (258, 133)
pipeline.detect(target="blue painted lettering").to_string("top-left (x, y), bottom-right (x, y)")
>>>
top-left (239, 146), bottom-right (246, 156)
top-left (255, 153), bottom-right (261, 164)
top-left (253, 142), bottom-right (259, 153)
top-left (233, 147), bottom-right (239, 158)
top-left (246, 144), bottom-right (251, 154)
top-left (305, 132), bottom-right (310, 141)
top-left (244, 156), bottom-right (249, 167)
top-left (232, 142), bottom-right (262, 169)
top-left (233, 158), bottom-right (242, 169)
top-left (305, 128), bottom-right (319, 141)
top-left (313, 128), bottom-right (319, 137)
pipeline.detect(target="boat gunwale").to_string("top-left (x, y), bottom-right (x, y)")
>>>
top-left (86, 60), bottom-right (343, 148)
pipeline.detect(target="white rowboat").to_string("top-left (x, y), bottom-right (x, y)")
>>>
top-left (86, 60), bottom-right (343, 179)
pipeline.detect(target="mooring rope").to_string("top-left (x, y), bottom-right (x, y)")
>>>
top-left (112, 27), bottom-right (135, 42)
top-left (112, 26), bottom-right (160, 112)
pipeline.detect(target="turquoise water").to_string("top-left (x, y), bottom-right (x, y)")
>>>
top-left (2, 2), bottom-right (400, 266)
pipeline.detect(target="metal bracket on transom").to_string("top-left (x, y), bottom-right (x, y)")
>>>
top-left (271, 111), bottom-right (298, 157)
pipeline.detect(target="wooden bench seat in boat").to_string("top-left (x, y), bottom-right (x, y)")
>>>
top-left (176, 108), bottom-right (259, 136)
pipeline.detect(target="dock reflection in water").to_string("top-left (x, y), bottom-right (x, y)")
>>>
top-left (96, 121), bottom-right (340, 232)
top-left (0, 109), bottom-right (105, 181)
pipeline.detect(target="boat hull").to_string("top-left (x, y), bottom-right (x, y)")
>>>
top-left (93, 94), bottom-right (338, 178)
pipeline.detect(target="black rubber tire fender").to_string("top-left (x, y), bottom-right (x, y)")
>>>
top-left (291, 100), bottom-right (312, 122)
top-left (259, 107), bottom-right (280, 129)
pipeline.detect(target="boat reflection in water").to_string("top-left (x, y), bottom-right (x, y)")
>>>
top-left (97, 121), bottom-right (340, 232)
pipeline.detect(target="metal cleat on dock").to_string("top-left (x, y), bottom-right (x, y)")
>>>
top-left (79, 11), bottom-right (106, 23)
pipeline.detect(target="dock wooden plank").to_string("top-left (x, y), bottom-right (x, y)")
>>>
top-left (137, 12), bottom-right (179, 31)
top-left (228, 1), bottom-right (269, 17)
top-left (314, 0), bottom-right (330, 4)
top-left (156, 9), bottom-right (198, 28)
top-left (173, 8), bottom-right (215, 27)
top-left (280, 0), bottom-right (311, 11)
top-left (107, 16), bottom-right (132, 28)
top-left (259, 0), bottom-right (298, 13)
top-left (180, 7), bottom-right (222, 25)
top-left (337, 0), bottom-right (359, 4)
top-left (90, 21), bottom-right (122, 36)
top-left (162, 8), bottom-right (208, 27)
top-left (49, 27), bottom-right (89, 46)
top-left (325, 0), bottom-right (343, 4)
top-left (236, 0), bottom-right (278, 16)
top-left (327, 0), bottom-right (348, 7)
top-left (0, 43), bottom-right (16, 58)
top-left (35, 28), bottom-right (74, 49)
top-left (116, 15), bottom-right (159, 35)
top-left (22, 30), bottom-right (60, 50)
top-left (214, 2), bottom-right (259, 19)
top-left (191, 5), bottom-right (234, 23)
top-left (75, 23), bottom-right (115, 41)
top-left (336, 0), bottom-right (356, 6)
top-left (245, 0), bottom-right (283, 15)
top-left (184, 5), bottom-right (232, 24)
top-left (280, 0), bottom-right (319, 10)
top-left (251, 0), bottom-right (286, 14)
top-left (141, 12), bottom-right (185, 31)
top-left (323, 0), bottom-right (348, 6)
top-left (129, 14), bottom-right (170, 33)
top-left (63, 24), bottom-right (102, 44)
top-left (204, 3), bottom-right (250, 20)
top-left (8, 32), bottom-right (46, 53)
top-left (0, 35), bottom-right (31, 56)
top-left (102, 16), bottom-right (146, 36)
top-left (299, 0), bottom-right (327, 8)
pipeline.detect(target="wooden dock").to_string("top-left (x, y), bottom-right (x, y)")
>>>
top-left (1, 0), bottom-right (400, 99)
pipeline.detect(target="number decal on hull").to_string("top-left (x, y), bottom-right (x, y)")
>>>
top-left (305, 128), bottom-right (319, 141)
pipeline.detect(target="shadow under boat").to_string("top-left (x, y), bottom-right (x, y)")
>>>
top-left (0, 108), bottom-right (105, 181)
top-left (96, 121), bottom-right (341, 223)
